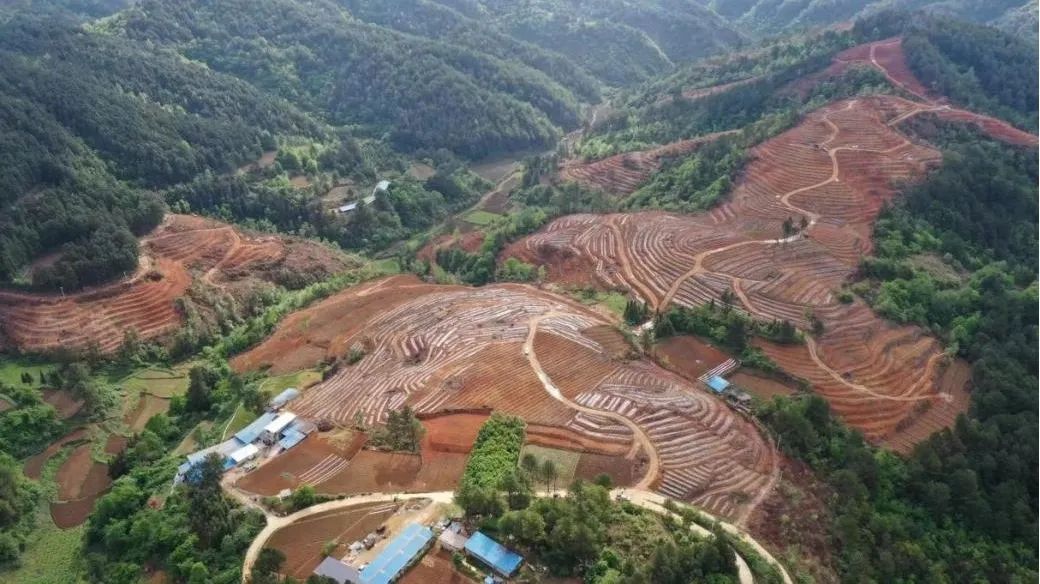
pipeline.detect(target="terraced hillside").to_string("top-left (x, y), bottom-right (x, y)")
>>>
top-left (559, 132), bottom-right (736, 195)
top-left (0, 215), bottom-right (348, 354)
top-left (508, 91), bottom-right (1036, 451)
top-left (233, 276), bottom-right (776, 521)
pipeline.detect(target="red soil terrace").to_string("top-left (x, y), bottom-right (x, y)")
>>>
top-left (507, 91), bottom-right (1037, 450)
top-left (0, 214), bottom-right (348, 354)
top-left (234, 279), bottom-right (775, 521)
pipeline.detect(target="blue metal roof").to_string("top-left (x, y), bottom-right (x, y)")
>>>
top-left (464, 532), bottom-right (522, 576)
top-left (360, 523), bottom-right (432, 584)
top-left (706, 375), bottom-right (730, 393)
top-left (270, 388), bottom-right (300, 408)
top-left (234, 412), bottom-right (277, 445)
top-left (278, 429), bottom-right (307, 451)
top-left (314, 556), bottom-right (359, 584)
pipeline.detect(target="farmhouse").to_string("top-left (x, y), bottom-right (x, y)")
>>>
top-left (705, 375), bottom-right (730, 393)
top-left (464, 532), bottom-right (523, 577)
top-left (312, 522), bottom-right (433, 584)
top-left (437, 522), bottom-right (469, 552)
top-left (262, 412), bottom-right (297, 444)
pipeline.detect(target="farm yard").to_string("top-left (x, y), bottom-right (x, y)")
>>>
top-left (0, 214), bottom-right (349, 354)
top-left (266, 501), bottom-right (401, 580)
top-left (507, 79), bottom-right (1036, 448)
top-left (728, 371), bottom-right (798, 401)
top-left (232, 279), bottom-right (775, 521)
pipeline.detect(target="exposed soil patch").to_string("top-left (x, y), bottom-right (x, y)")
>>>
top-left (399, 549), bottom-right (470, 584)
top-left (421, 412), bottom-right (487, 453)
top-left (747, 457), bottom-right (837, 583)
top-left (654, 335), bottom-right (729, 381)
top-left (237, 432), bottom-right (365, 496)
top-left (50, 442), bottom-right (113, 528)
top-left (41, 390), bottom-right (83, 420)
top-left (23, 428), bottom-right (88, 480)
top-left (0, 214), bottom-right (350, 354)
top-left (267, 501), bottom-right (399, 580)
top-left (575, 452), bottom-right (637, 487)
top-left (316, 450), bottom-right (422, 495)
top-left (729, 371), bottom-right (798, 400)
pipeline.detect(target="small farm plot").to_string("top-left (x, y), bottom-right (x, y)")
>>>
top-left (314, 451), bottom-right (422, 495)
top-left (519, 445), bottom-right (580, 487)
top-left (119, 365), bottom-right (191, 398)
top-left (50, 442), bottom-right (113, 528)
top-left (267, 502), bottom-right (399, 579)
top-left (729, 371), bottom-right (798, 401)
top-left (236, 433), bottom-right (364, 496)
top-left (574, 453), bottom-right (637, 487)
top-left (41, 390), bottom-right (83, 420)
top-left (654, 335), bottom-right (730, 381)
top-left (123, 393), bottom-right (171, 433)
top-left (462, 209), bottom-right (501, 227)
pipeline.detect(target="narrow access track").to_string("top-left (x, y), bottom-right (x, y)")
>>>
top-left (237, 487), bottom-right (792, 584)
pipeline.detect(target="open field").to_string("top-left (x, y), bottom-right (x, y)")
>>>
top-left (462, 209), bottom-right (501, 226)
top-left (507, 82), bottom-right (1036, 448)
top-left (40, 390), bottom-right (82, 420)
top-left (118, 364), bottom-right (192, 398)
top-left (0, 214), bottom-right (349, 354)
top-left (0, 359), bottom-right (54, 389)
top-left (49, 440), bottom-right (113, 528)
top-left (520, 444), bottom-right (581, 486)
top-left (236, 432), bottom-right (365, 496)
top-left (123, 393), bottom-right (171, 432)
top-left (729, 371), bottom-right (798, 401)
top-left (234, 279), bottom-right (775, 520)
top-left (654, 335), bottom-right (730, 381)
top-left (266, 501), bottom-right (399, 580)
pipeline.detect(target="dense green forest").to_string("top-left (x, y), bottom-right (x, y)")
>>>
top-left (429, 0), bottom-right (745, 85)
top-left (856, 11), bottom-right (1039, 129)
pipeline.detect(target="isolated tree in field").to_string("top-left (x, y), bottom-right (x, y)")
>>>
top-left (521, 453), bottom-right (538, 476)
top-left (623, 298), bottom-right (649, 325)
top-left (372, 406), bottom-right (424, 452)
top-left (782, 216), bottom-right (795, 239)
top-left (542, 459), bottom-right (558, 493)
top-left (800, 215), bottom-right (809, 230)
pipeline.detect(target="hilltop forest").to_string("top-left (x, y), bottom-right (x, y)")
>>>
top-left (0, 1), bottom-right (1036, 583)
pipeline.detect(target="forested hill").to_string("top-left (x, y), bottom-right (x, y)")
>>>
top-left (0, 16), bottom-right (324, 286)
top-left (715, 0), bottom-right (1033, 37)
top-left (428, 0), bottom-right (746, 86)
top-left (112, 0), bottom-right (579, 157)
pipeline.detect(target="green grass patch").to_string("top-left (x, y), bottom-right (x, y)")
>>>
top-left (0, 446), bottom-right (82, 584)
top-left (519, 444), bottom-right (580, 486)
top-left (221, 404), bottom-right (254, 441)
top-left (0, 358), bottom-right (56, 390)
top-left (118, 363), bottom-right (193, 398)
top-left (462, 209), bottom-right (502, 226)
top-left (173, 421), bottom-right (214, 456)
top-left (368, 258), bottom-right (401, 275)
top-left (258, 369), bottom-right (322, 395)
top-left (571, 289), bottom-right (628, 318)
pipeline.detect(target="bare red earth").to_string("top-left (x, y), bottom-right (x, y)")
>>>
top-left (235, 281), bottom-right (775, 520)
top-left (0, 214), bottom-right (349, 354)
top-left (508, 93), bottom-right (1036, 448)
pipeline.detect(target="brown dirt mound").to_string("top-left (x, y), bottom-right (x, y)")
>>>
top-left (0, 214), bottom-right (350, 354)
top-left (267, 502), bottom-right (399, 579)
top-left (654, 336), bottom-right (729, 381)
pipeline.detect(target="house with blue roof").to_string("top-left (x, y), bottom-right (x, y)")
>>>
top-left (358, 523), bottom-right (433, 584)
top-left (464, 531), bottom-right (523, 577)
top-left (706, 375), bottom-right (730, 393)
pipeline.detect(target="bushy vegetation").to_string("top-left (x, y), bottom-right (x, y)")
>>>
top-left (367, 406), bottom-right (425, 453)
top-left (454, 414), bottom-right (526, 516)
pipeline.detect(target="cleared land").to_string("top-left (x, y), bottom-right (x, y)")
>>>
top-left (266, 501), bottom-right (399, 580)
top-left (654, 335), bottom-right (729, 381)
top-left (0, 214), bottom-right (349, 354)
top-left (51, 443), bottom-right (112, 528)
top-left (234, 279), bottom-right (774, 521)
top-left (729, 371), bottom-right (798, 401)
top-left (507, 65), bottom-right (1037, 450)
